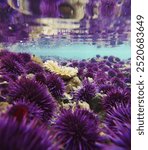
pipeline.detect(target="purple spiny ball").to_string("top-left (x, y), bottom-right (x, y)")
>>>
top-left (90, 58), bottom-right (97, 63)
top-left (0, 55), bottom-right (25, 75)
top-left (0, 117), bottom-right (58, 150)
top-left (114, 57), bottom-right (121, 62)
top-left (109, 123), bottom-right (131, 150)
top-left (103, 88), bottom-right (130, 110)
top-left (85, 70), bottom-right (95, 79)
top-left (92, 66), bottom-right (98, 72)
top-left (71, 61), bottom-right (79, 67)
top-left (9, 53), bottom-right (23, 63)
top-left (26, 62), bottom-right (44, 74)
top-left (102, 66), bottom-right (110, 72)
top-left (108, 69), bottom-right (117, 78)
top-left (46, 73), bottom-right (65, 99)
top-left (18, 53), bottom-right (31, 63)
top-left (76, 80), bottom-right (97, 103)
top-left (111, 77), bottom-right (125, 88)
top-left (105, 61), bottom-right (112, 67)
top-left (105, 103), bottom-right (131, 131)
top-left (8, 99), bottom-right (43, 123)
top-left (124, 77), bottom-right (131, 84)
top-left (108, 56), bottom-right (115, 63)
top-left (98, 84), bottom-right (114, 94)
top-left (9, 77), bottom-right (56, 122)
top-left (78, 61), bottom-right (86, 68)
top-left (0, 50), bottom-right (11, 58)
top-left (78, 68), bottom-right (84, 78)
top-left (95, 71), bottom-right (108, 81)
top-left (96, 55), bottom-right (100, 58)
top-left (35, 73), bottom-right (47, 84)
top-left (54, 109), bottom-right (100, 150)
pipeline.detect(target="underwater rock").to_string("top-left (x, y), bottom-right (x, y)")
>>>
top-left (66, 76), bottom-right (81, 93)
top-left (89, 93), bottom-right (104, 113)
top-left (61, 100), bottom-right (90, 111)
top-left (77, 101), bottom-right (90, 110)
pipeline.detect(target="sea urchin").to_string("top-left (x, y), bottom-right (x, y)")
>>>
top-left (0, 117), bottom-right (57, 150)
top-left (54, 109), bottom-right (100, 150)
top-left (9, 77), bottom-right (56, 122)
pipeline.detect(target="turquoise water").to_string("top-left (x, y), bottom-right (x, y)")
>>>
top-left (10, 43), bottom-right (130, 60)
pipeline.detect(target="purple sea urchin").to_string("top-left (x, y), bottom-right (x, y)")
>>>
top-left (94, 71), bottom-right (108, 85)
top-left (111, 77), bottom-right (125, 88)
top-left (0, 117), bottom-right (57, 150)
top-left (46, 73), bottom-right (65, 99)
top-left (0, 50), bottom-right (131, 149)
top-left (35, 72), bottom-right (47, 84)
top-left (78, 61), bottom-right (86, 68)
top-left (8, 99), bottom-right (43, 122)
top-left (9, 77), bottom-right (56, 122)
top-left (108, 69), bottom-right (117, 78)
top-left (108, 123), bottom-right (131, 150)
top-left (114, 57), bottom-right (121, 62)
top-left (0, 55), bottom-right (25, 75)
top-left (103, 88), bottom-right (130, 110)
top-left (105, 103), bottom-right (131, 131)
top-left (35, 72), bottom-right (65, 99)
top-left (8, 52), bottom-right (23, 63)
top-left (85, 70), bottom-right (95, 79)
top-left (98, 84), bottom-right (114, 94)
top-left (75, 80), bottom-right (97, 103)
top-left (18, 53), bottom-right (31, 63)
top-left (26, 62), bottom-right (44, 74)
top-left (0, 50), bottom-right (11, 58)
top-left (54, 109), bottom-right (100, 150)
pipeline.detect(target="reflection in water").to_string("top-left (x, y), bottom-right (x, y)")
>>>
top-left (7, 0), bottom-right (88, 19)
top-left (0, 0), bottom-right (131, 47)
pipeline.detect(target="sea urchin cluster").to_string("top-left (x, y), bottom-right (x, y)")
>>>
top-left (8, 77), bottom-right (56, 123)
top-left (0, 50), bottom-right (131, 150)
